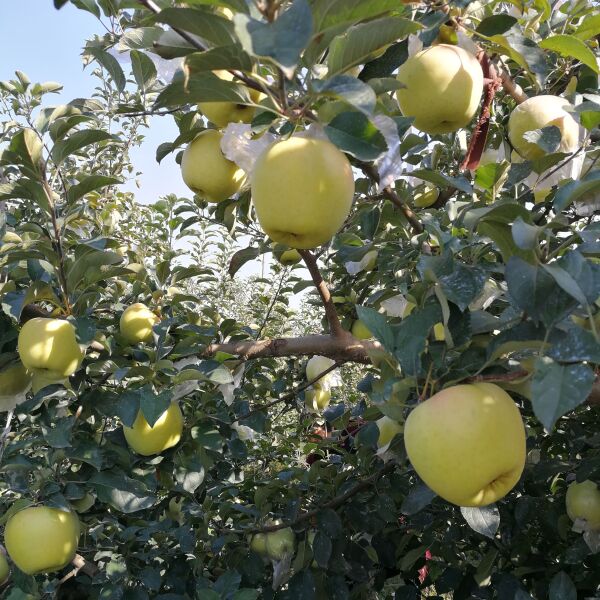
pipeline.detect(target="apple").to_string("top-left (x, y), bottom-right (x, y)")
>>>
top-left (404, 382), bottom-right (526, 506)
top-left (265, 524), bottom-right (295, 560)
top-left (120, 303), bottom-right (160, 344)
top-left (376, 416), bottom-right (403, 448)
top-left (508, 95), bottom-right (579, 160)
top-left (181, 130), bottom-right (246, 202)
top-left (413, 184), bottom-right (440, 208)
top-left (18, 318), bottom-right (83, 380)
top-left (251, 137), bottom-right (355, 249)
top-left (278, 249), bottom-right (302, 265)
top-left (31, 371), bottom-right (66, 394)
top-left (566, 480), bottom-right (600, 530)
top-left (396, 44), bottom-right (484, 134)
top-left (0, 549), bottom-right (8, 584)
top-left (433, 323), bottom-right (445, 341)
top-left (0, 360), bottom-right (31, 408)
top-left (351, 319), bottom-right (373, 340)
top-left (305, 388), bottom-right (331, 412)
top-left (123, 402), bottom-right (184, 456)
top-left (306, 355), bottom-right (336, 385)
top-left (250, 532), bottom-right (268, 555)
top-left (198, 70), bottom-right (261, 128)
top-left (4, 506), bottom-right (80, 575)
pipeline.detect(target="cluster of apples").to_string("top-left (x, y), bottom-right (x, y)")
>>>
top-left (250, 522), bottom-right (295, 562)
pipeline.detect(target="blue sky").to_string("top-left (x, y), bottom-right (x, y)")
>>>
top-left (0, 0), bottom-right (189, 203)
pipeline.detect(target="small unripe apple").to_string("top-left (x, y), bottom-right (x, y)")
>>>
top-left (396, 44), bottom-right (483, 134)
top-left (265, 525), bottom-right (295, 560)
top-left (305, 388), bottom-right (331, 412)
top-left (351, 319), bottom-right (373, 340)
top-left (181, 130), bottom-right (246, 202)
top-left (0, 361), bottom-right (31, 407)
top-left (306, 355), bottom-right (336, 385)
top-left (433, 323), bottom-right (445, 341)
top-left (376, 416), bottom-right (403, 448)
top-left (4, 506), bottom-right (80, 575)
top-left (18, 318), bottom-right (83, 380)
top-left (413, 184), bottom-right (440, 208)
top-left (566, 480), bottom-right (600, 530)
top-left (123, 403), bottom-right (184, 456)
top-left (251, 137), bottom-right (355, 249)
top-left (250, 532), bottom-right (268, 555)
top-left (278, 249), bottom-right (302, 265)
top-left (120, 303), bottom-right (160, 344)
top-left (198, 70), bottom-right (261, 128)
top-left (508, 95), bottom-right (579, 161)
top-left (404, 383), bottom-right (526, 507)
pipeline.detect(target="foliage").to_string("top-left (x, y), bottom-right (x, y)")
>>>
top-left (0, 0), bottom-right (600, 598)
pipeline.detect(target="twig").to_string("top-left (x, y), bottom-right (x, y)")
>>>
top-left (467, 370), bottom-right (529, 383)
top-left (499, 70), bottom-right (528, 104)
top-left (0, 411), bottom-right (14, 465)
top-left (299, 250), bottom-right (346, 338)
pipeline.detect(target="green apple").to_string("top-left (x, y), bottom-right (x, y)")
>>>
top-left (18, 318), bottom-right (83, 380)
top-left (404, 383), bottom-right (526, 506)
top-left (251, 137), bottom-right (355, 249)
top-left (362, 250), bottom-right (378, 271)
top-left (306, 355), bottom-right (336, 385)
top-left (351, 319), bottom-right (373, 340)
top-left (508, 95), bottom-right (579, 160)
top-left (250, 532), bottom-right (268, 555)
top-left (413, 184), bottom-right (440, 208)
top-left (120, 303), bottom-right (160, 344)
top-left (31, 371), bottom-right (66, 394)
top-left (265, 524), bottom-right (295, 560)
top-left (0, 549), bottom-right (8, 584)
top-left (181, 130), bottom-right (246, 202)
top-left (123, 403), bottom-right (184, 456)
top-left (305, 388), bottom-right (331, 412)
top-left (376, 416), bottom-right (403, 448)
top-left (0, 360), bottom-right (31, 408)
top-left (396, 44), bottom-right (484, 134)
top-left (566, 480), bottom-right (600, 530)
top-left (278, 249), bottom-right (302, 265)
top-left (4, 506), bottom-right (80, 575)
top-left (198, 70), bottom-right (261, 128)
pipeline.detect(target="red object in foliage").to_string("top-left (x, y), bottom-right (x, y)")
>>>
top-left (418, 549), bottom-right (433, 584)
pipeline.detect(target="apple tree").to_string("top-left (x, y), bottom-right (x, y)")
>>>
top-left (0, 0), bottom-right (600, 598)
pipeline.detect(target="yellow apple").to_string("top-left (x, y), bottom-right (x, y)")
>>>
top-left (265, 524), bottom-right (295, 560)
top-left (278, 249), bottom-right (302, 265)
top-left (376, 416), bottom-right (403, 448)
top-left (351, 319), bottom-right (373, 340)
top-left (404, 382), bottom-right (526, 507)
top-left (250, 532), bottom-right (268, 555)
top-left (0, 360), bottom-right (31, 407)
top-left (508, 95), bottom-right (580, 160)
top-left (181, 129), bottom-right (246, 202)
top-left (0, 549), bottom-right (8, 584)
top-left (198, 70), bottom-right (261, 128)
top-left (306, 355), bottom-right (336, 385)
top-left (413, 184), bottom-right (440, 208)
top-left (566, 480), bottom-right (600, 530)
top-left (123, 403), bottom-right (184, 456)
top-left (251, 137), bottom-right (355, 249)
top-left (433, 323), bottom-right (445, 341)
top-left (396, 44), bottom-right (484, 134)
top-left (18, 318), bottom-right (83, 380)
top-left (4, 506), bottom-right (80, 575)
top-left (305, 388), bottom-right (331, 412)
top-left (31, 371), bottom-right (66, 394)
top-left (120, 303), bottom-right (160, 344)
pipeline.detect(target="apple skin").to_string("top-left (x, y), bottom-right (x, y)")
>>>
top-left (306, 355), bottom-right (336, 385)
top-left (181, 130), bottom-right (246, 202)
top-left (376, 416), bottom-right (403, 448)
top-left (0, 361), bottom-right (31, 399)
top-left (278, 249), bottom-right (302, 265)
top-left (0, 550), bottom-right (8, 584)
top-left (123, 403), bottom-right (184, 456)
top-left (18, 318), bottom-right (83, 380)
top-left (508, 95), bottom-right (580, 160)
top-left (305, 388), bottom-right (331, 412)
top-left (433, 323), bottom-right (445, 341)
top-left (251, 137), bottom-right (355, 249)
top-left (566, 480), bottom-right (600, 530)
top-left (4, 506), bottom-right (80, 575)
top-left (404, 383), bottom-right (526, 507)
top-left (265, 526), bottom-right (295, 560)
top-left (414, 185), bottom-right (440, 208)
top-left (351, 319), bottom-right (373, 340)
top-left (120, 303), bottom-right (160, 344)
top-left (396, 44), bottom-right (484, 134)
top-left (250, 533), bottom-right (268, 555)
top-left (198, 70), bottom-right (261, 128)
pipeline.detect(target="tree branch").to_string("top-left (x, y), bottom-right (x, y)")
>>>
top-left (499, 70), bottom-right (528, 104)
top-left (299, 250), bottom-right (345, 338)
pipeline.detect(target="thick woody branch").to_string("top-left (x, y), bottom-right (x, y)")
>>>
top-left (204, 335), bottom-right (381, 364)
top-left (499, 70), bottom-right (528, 104)
top-left (298, 250), bottom-right (345, 338)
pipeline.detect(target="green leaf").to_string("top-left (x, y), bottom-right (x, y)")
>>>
top-left (130, 50), bottom-right (157, 90)
top-left (549, 327), bottom-right (600, 364)
top-left (531, 358), bottom-right (595, 431)
top-left (574, 14), bottom-right (600, 41)
top-left (327, 16), bottom-right (421, 76)
top-left (312, 530), bottom-right (332, 568)
top-left (312, 75), bottom-right (376, 115)
top-left (234, 0), bottom-right (313, 77)
top-left (438, 263), bottom-right (487, 311)
top-left (539, 35), bottom-right (599, 73)
top-left (90, 471), bottom-right (157, 513)
top-left (554, 169), bottom-right (600, 213)
top-left (548, 571), bottom-right (577, 600)
top-left (51, 129), bottom-right (115, 164)
top-left (42, 417), bottom-right (75, 448)
top-left (476, 14), bottom-right (517, 36)
top-left (140, 389), bottom-right (173, 428)
top-left (355, 306), bottom-right (395, 353)
top-left (316, 508), bottom-right (343, 538)
top-left (512, 217), bottom-right (542, 250)
top-left (309, 0), bottom-right (400, 33)
top-left (229, 247), bottom-right (260, 278)
top-left (154, 7), bottom-right (235, 47)
top-left (324, 111), bottom-right (387, 161)
top-left (460, 505), bottom-right (500, 539)
top-left (409, 169), bottom-right (473, 194)
top-left (401, 484), bottom-right (436, 515)
top-left (66, 174), bottom-right (121, 204)
top-left (522, 125), bottom-right (562, 154)
top-left (185, 45), bottom-right (253, 73)
top-left (87, 47), bottom-right (126, 91)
